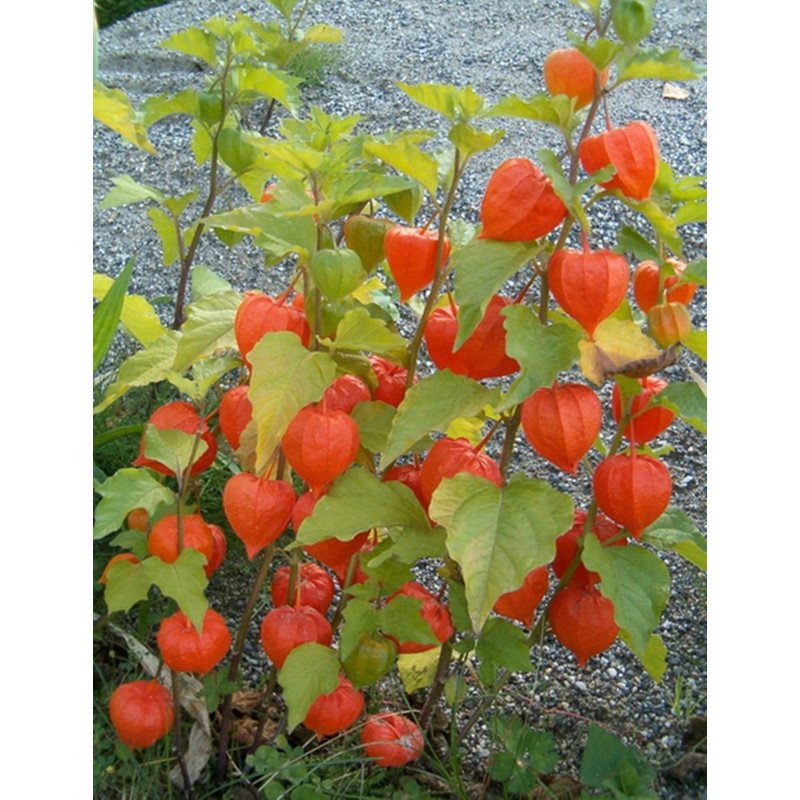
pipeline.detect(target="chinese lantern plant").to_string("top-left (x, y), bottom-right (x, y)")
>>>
top-left (93, 0), bottom-right (706, 793)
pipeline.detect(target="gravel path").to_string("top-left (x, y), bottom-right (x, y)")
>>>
top-left (94, 2), bottom-right (707, 797)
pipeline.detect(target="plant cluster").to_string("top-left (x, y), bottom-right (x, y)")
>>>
top-left (93, 0), bottom-right (707, 796)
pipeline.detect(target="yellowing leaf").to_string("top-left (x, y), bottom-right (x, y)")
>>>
top-left (93, 274), bottom-right (166, 346)
top-left (446, 415), bottom-right (484, 444)
top-left (397, 647), bottom-right (441, 693)
top-left (351, 276), bottom-right (386, 304)
top-left (579, 318), bottom-right (660, 385)
top-left (93, 82), bottom-right (156, 154)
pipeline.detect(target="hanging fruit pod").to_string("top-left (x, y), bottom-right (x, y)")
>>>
top-left (633, 259), bottom-right (697, 313)
top-left (543, 48), bottom-right (610, 109)
top-left (222, 473), bottom-right (296, 559)
top-left (424, 294), bottom-right (519, 380)
top-left (493, 566), bottom-right (549, 628)
top-left (384, 226), bottom-right (451, 301)
top-left (592, 453), bottom-right (672, 538)
top-left (520, 383), bottom-right (602, 474)
top-left (578, 121), bottom-right (660, 201)
top-left (547, 248), bottom-right (629, 337)
top-left (548, 583), bottom-right (620, 667)
top-left (611, 376), bottom-right (676, 444)
top-left (281, 404), bottom-right (361, 493)
top-left (479, 158), bottom-right (567, 241)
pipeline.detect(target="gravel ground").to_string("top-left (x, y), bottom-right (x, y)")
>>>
top-left (94, 1), bottom-right (707, 797)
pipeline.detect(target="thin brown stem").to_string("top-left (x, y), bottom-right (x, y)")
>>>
top-left (419, 641), bottom-right (453, 730)
top-left (216, 544), bottom-right (277, 780)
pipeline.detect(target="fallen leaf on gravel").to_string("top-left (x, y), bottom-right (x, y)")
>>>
top-left (231, 690), bottom-right (263, 714)
top-left (663, 83), bottom-right (690, 100)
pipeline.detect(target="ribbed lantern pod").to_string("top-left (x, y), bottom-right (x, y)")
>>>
top-left (322, 375), bottom-right (371, 414)
top-left (156, 608), bottom-right (232, 675)
top-left (419, 437), bottom-right (503, 507)
top-left (369, 356), bottom-right (416, 407)
top-left (147, 514), bottom-right (216, 575)
top-left (424, 295), bottom-right (519, 380)
top-left (109, 680), bottom-right (175, 750)
top-left (548, 583), bottom-right (620, 667)
top-left (133, 401), bottom-right (218, 477)
top-left (547, 247), bottom-right (630, 337)
top-left (281, 404), bottom-right (361, 493)
top-left (520, 383), bottom-right (602, 474)
top-left (218, 385), bottom-right (253, 451)
top-left (362, 713), bottom-right (425, 768)
top-left (260, 605), bottom-right (333, 669)
top-left (234, 290), bottom-right (312, 368)
top-left (271, 562), bottom-right (336, 615)
top-left (611, 376), bottom-right (676, 445)
top-left (382, 463), bottom-right (426, 508)
top-left (578, 121), bottom-right (660, 201)
top-left (493, 566), bottom-right (549, 628)
top-left (384, 226), bottom-right (451, 301)
top-left (592, 452), bottom-right (672, 538)
top-left (633, 259), bottom-right (697, 313)
top-left (222, 472), bottom-right (296, 559)
top-left (479, 158), bottom-right (567, 241)
top-left (543, 48), bottom-right (609, 109)
top-left (303, 675), bottom-right (365, 738)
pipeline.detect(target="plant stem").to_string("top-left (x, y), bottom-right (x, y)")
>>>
top-left (216, 544), bottom-right (276, 780)
top-left (498, 407), bottom-right (522, 479)
top-left (171, 670), bottom-right (196, 799)
top-left (419, 641), bottom-right (453, 730)
top-left (405, 152), bottom-right (463, 390)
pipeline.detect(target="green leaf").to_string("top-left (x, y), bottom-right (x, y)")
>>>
top-left (620, 631), bottom-right (667, 683)
top-left (173, 290), bottom-right (241, 372)
top-left (452, 239), bottom-right (538, 347)
top-left (296, 467), bottom-right (430, 544)
top-left (618, 197), bottom-right (684, 258)
top-left (683, 329), bottom-right (706, 361)
top-left (364, 137), bottom-right (440, 197)
top-left (278, 643), bottom-right (340, 732)
top-left (617, 47), bottom-right (705, 83)
top-left (218, 128), bottom-right (258, 175)
top-left (430, 473), bottom-right (573, 631)
top-left (104, 559), bottom-right (153, 615)
top-left (93, 257), bottom-right (134, 373)
top-left (248, 332), bottom-right (337, 474)
top-left (92, 274), bottom-right (166, 347)
top-left (147, 207), bottom-right (180, 267)
top-left (100, 175), bottom-right (165, 209)
top-left (580, 725), bottom-right (657, 798)
top-left (140, 89), bottom-right (199, 127)
top-left (449, 123), bottom-right (504, 160)
top-left (485, 93), bottom-right (577, 134)
top-left (642, 507), bottom-right (707, 570)
top-left (351, 401), bottom-right (396, 454)
top-left (110, 529), bottom-right (149, 560)
top-left (322, 308), bottom-right (406, 355)
top-left (653, 381), bottom-right (706, 434)
top-left (236, 66), bottom-right (302, 114)
top-left (93, 468), bottom-right (176, 539)
top-left (183, 355), bottom-right (242, 404)
top-left (339, 599), bottom-right (380, 662)
top-left (476, 618), bottom-right (533, 676)
top-left (380, 595), bottom-right (439, 646)
top-left (192, 266), bottom-right (233, 300)
top-left (378, 526), bottom-right (448, 565)
top-left (446, 580), bottom-right (472, 633)
top-left (379, 372), bottom-right (498, 469)
top-left (499, 307), bottom-right (583, 411)
top-left (382, 185), bottom-right (423, 224)
top-left (397, 82), bottom-right (477, 121)
top-left (582, 535), bottom-right (671, 653)
top-left (570, 37), bottom-right (624, 71)
top-left (146, 550), bottom-right (209, 631)
top-left (142, 427), bottom-right (209, 478)
top-left (615, 226), bottom-right (659, 262)
top-left (161, 27), bottom-right (218, 67)
top-left (93, 82), bottom-right (156, 154)
top-left (683, 259), bottom-right (707, 287)
top-left (674, 201), bottom-right (706, 226)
